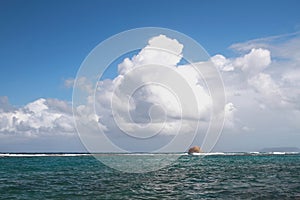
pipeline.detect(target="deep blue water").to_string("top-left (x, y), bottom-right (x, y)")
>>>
top-left (0, 153), bottom-right (299, 199)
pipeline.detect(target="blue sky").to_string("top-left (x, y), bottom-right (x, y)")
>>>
top-left (1, 0), bottom-right (300, 105)
top-left (1, 0), bottom-right (300, 152)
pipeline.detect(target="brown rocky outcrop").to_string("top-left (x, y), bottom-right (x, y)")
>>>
top-left (188, 146), bottom-right (201, 154)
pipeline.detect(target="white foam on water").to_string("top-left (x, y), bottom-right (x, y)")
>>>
top-left (270, 152), bottom-right (286, 155)
top-left (0, 152), bottom-right (299, 157)
top-left (249, 152), bottom-right (260, 154)
top-left (0, 153), bottom-right (90, 157)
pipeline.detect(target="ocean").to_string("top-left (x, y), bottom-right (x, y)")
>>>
top-left (0, 153), bottom-right (299, 199)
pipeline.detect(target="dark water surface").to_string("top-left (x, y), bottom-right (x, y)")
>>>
top-left (0, 154), bottom-right (299, 199)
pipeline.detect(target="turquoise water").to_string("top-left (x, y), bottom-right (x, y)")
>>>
top-left (0, 153), bottom-right (299, 199)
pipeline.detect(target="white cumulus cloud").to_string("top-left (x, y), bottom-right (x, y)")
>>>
top-left (0, 98), bottom-right (75, 137)
top-left (90, 35), bottom-right (215, 138)
top-left (2, 32), bottom-right (300, 152)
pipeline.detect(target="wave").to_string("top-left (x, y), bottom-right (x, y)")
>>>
top-left (0, 153), bottom-right (91, 157)
top-left (188, 152), bottom-right (300, 156)
top-left (0, 152), bottom-right (299, 157)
